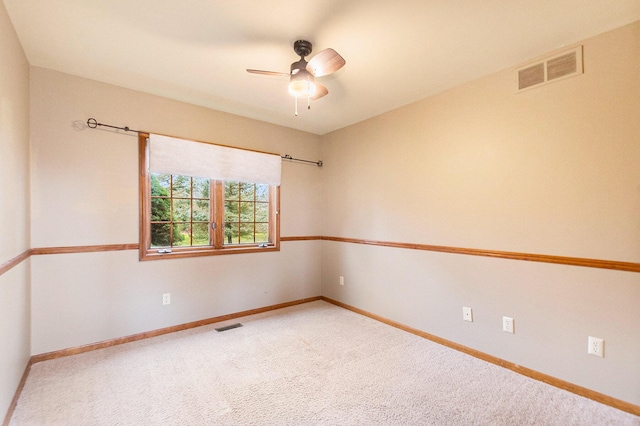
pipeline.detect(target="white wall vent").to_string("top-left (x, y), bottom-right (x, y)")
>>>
top-left (516, 46), bottom-right (583, 92)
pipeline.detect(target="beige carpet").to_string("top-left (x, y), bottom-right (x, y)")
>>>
top-left (9, 301), bottom-right (640, 425)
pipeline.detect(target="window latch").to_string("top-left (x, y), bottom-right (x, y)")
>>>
top-left (258, 243), bottom-right (269, 248)
top-left (212, 222), bottom-right (217, 230)
top-left (157, 249), bottom-right (172, 254)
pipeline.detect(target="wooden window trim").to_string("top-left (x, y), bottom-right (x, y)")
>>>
top-left (138, 133), bottom-right (280, 261)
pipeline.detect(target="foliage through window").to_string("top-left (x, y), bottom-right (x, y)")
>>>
top-left (150, 174), bottom-right (210, 247)
top-left (223, 182), bottom-right (271, 245)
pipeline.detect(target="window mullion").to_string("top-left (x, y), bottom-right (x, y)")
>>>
top-left (253, 183), bottom-right (257, 243)
top-left (169, 175), bottom-right (174, 247)
top-left (212, 180), bottom-right (224, 249)
top-left (190, 177), bottom-right (194, 246)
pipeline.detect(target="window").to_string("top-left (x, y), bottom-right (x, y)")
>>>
top-left (139, 133), bottom-right (280, 260)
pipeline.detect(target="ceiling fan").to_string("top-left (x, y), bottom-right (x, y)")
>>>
top-left (247, 40), bottom-right (346, 115)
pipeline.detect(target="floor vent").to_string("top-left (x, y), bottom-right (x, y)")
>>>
top-left (215, 323), bottom-right (243, 332)
top-left (517, 45), bottom-right (583, 92)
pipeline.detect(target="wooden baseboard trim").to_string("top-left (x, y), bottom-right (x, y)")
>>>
top-left (2, 358), bottom-right (33, 426)
top-left (8, 297), bottom-right (639, 419)
top-left (7, 297), bottom-right (319, 422)
top-left (30, 296), bottom-right (322, 364)
top-left (321, 296), bottom-right (640, 417)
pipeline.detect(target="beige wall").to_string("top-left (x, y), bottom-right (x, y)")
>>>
top-left (0, 0), bottom-right (31, 419)
top-left (28, 68), bottom-right (323, 354)
top-left (321, 22), bottom-right (640, 405)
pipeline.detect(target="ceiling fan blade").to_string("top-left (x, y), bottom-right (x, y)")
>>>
top-left (306, 48), bottom-right (346, 77)
top-left (246, 69), bottom-right (289, 77)
top-left (311, 82), bottom-right (328, 100)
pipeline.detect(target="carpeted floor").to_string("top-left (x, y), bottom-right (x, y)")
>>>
top-left (9, 301), bottom-right (640, 425)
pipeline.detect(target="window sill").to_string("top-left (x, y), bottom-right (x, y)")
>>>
top-left (139, 244), bottom-right (280, 261)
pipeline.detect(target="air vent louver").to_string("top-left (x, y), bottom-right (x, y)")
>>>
top-left (518, 63), bottom-right (545, 90)
top-left (517, 46), bottom-right (583, 92)
top-left (547, 51), bottom-right (578, 80)
top-left (215, 323), bottom-right (243, 332)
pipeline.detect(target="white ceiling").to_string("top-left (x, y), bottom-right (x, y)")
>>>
top-left (5, 1), bottom-right (640, 135)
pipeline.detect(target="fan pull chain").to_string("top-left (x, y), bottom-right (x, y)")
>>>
top-left (293, 96), bottom-right (312, 116)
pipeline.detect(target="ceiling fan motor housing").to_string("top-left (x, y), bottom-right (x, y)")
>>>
top-left (293, 40), bottom-right (313, 58)
top-left (290, 59), bottom-right (308, 75)
top-left (290, 40), bottom-right (314, 91)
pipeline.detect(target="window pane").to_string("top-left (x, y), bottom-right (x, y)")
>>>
top-left (150, 223), bottom-right (171, 247)
top-left (255, 223), bottom-right (268, 243)
top-left (224, 222), bottom-right (239, 245)
top-left (192, 223), bottom-right (209, 246)
top-left (256, 184), bottom-right (269, 202)
top-left (172, 175), bottom-right (191, 198)
top-left (240, 223), bottom-right (255, 243)
top-left (222, 180), bottom-right (270, 246)
top-left (225, 181), bottom-right (239, 201)
top-left (239, 201), bottom-right (254, 222)
top-left (224, 201), bottom-right (239, 222)
top-left (239, 182), bottom-right (255, 201)
top-left (172, 223), bottom-right (190, 246)
top-left (151, 174), bottom-right (171, 196)
top-left (151, 197), bottom-right (171, 221)
top-left (192, 177), bottom-right (209, 199)
top-left (173, 199), bottom-right (191, 221)
top-left (193, 200), bottom-right (209, 221)
top-left (255, 202), bottom-right (268, 222)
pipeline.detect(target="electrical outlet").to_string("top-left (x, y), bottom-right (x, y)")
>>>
top-left (503, 316), bottom-right (514, 333)
top-left (463, 307), bottom-right (473, 322)
top-left (339, 276), bottom-right (344, 286)
top-left (162, 293), bottom-right (170, 305)
top-left (588, 336), bottom-right (604, 357)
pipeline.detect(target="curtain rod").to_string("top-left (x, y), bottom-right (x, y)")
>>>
top-left (87, 117), bottom-right (140, 133)
top-left (281, 155), bottom-right (322, 167)
top-left (86, 118), bottom-right (323, 167)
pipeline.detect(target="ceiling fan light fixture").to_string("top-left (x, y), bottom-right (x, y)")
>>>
top-left (288, 70), bottom-right (316, 98)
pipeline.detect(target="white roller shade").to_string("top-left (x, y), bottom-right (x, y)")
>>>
top-left (149, 134), bottom-right (281, 186)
